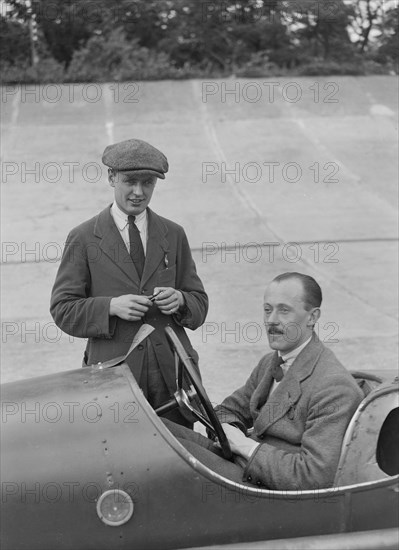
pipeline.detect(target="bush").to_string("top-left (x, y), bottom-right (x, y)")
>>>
top-left (294, 57), bottom-right (390, 76)
top-left (0, 56), bottom-right (65, 84)
top-left (234, 51), bottom-right (283, 78)
top-left (0, 36), bottom-right (394, 83)
top-left (66, 30), bottom-right (181, 82)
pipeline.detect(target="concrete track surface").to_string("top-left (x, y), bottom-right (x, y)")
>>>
top-left (1, 76), bottom-right (398, 404)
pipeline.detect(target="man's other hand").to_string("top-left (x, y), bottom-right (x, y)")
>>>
top-left (221, 423), bottom-right (260, 460)
top-left (109, 294), bottom-right (152, 321)
top-left (153, 287), bottom-right (184, 315)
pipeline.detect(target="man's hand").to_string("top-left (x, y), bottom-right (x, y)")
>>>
top-left (153, 287), bottom-right (184, 315)
top-left (109, 294), bottom-right (152, 321)
top-left (221, 423), bottom-right (260, 460)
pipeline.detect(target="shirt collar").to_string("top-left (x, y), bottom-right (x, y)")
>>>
top-left (111, 201), bottom-right (147, 230)
top-left (279, 335), bottom-right (312, 367)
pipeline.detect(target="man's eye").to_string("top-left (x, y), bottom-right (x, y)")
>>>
top-left (264, 309), bottom-right (271, 315)
top-left (280, 308), bottom-right (289, 313)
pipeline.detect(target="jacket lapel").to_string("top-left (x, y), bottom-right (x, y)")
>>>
top-left (254, 335), bottom-right (324, 434)
top-left (256, 375), bottom-right (302, 433)
top-left (93, 206), bottom-right (141, 285)
top-left (141, 208), bottom-right (169, 288)
top-left (250, 355), bottom-right (275, 412)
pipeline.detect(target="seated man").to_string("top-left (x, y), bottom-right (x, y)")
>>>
top-left (164, 272), bottom-right (363, 490)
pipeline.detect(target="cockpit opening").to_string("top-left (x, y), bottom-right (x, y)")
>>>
top-left (376, 407), bottom-right (399, 476)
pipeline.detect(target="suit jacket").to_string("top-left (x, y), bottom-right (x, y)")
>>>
top-left (50, 206), bottom-right (208, 395)
top-left (215, 335), bottom-right (363, 490)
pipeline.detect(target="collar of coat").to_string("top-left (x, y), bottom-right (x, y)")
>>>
top-left (93, 205), bottom-right (169, 287)
top-left (251, 333), bottom-right (324, 434)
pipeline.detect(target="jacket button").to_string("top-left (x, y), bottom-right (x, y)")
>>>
top-left (256, 481), bottom-right (262, 487)
top-left (137, 345), bottom-right (144, 350)
top-left (247, 475), bottom-right (252, 482)
top-left (259, 434), bottom-right (264, 440)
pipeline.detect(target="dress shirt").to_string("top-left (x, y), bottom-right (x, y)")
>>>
top-left (269, 335), bottom-right (313, 395)
top-left (110, 201), bottom-right (148, 254)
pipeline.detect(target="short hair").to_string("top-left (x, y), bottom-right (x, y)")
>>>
top-left (272, 272), bottom-right (322, 310)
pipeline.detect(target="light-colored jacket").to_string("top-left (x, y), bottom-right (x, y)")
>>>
top-left (216, 335), bottom-right (363, 490)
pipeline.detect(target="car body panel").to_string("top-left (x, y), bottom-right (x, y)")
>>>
top-left (1, 363), bottom-right (398, 550)
top-left (335, 384), bottom-right (399, 485)
top-left (186, 528), bottom-right (399, 550)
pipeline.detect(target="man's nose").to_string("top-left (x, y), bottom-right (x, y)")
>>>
top-left (267, 310), bottom-right (278, 324)
top-left (132, 183), bottom-right (144, 195)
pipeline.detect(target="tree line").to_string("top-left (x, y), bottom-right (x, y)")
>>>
top-left (1, 0), bottom-right (397, 83)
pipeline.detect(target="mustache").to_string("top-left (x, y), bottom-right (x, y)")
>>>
top-left (267, 326), bottom-right (284, 335)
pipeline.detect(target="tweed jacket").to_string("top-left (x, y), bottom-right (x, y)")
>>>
top-left (50, 206), bottom-right (208, 394)
top-left (216, 335), bottom-right (363, 490)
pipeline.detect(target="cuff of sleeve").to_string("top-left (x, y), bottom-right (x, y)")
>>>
top-left (96, 297), bottom-right (116, 339)
top-left (108, 313), bottom-right (117, 338)
top-left (98, 296), bottom-right (118, 339)
top-left (243, 443), bottom-right (264, 480)
top-left (173, 291), bottom-right (193, 326)
top-left (247, 441), bottom-right (260, 458)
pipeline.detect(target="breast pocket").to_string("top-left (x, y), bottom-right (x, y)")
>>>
top-left (157, 264), bottom-right (177, 287)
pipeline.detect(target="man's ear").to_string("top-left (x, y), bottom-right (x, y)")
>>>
top-left (108, 168), bottom-right (116, 187)
top-left (308, 308), bottom-right (321, 328)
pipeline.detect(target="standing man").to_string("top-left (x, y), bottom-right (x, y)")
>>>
top-left (51, 138), bottom-right (208, 426)
top-left (163, 272), bottom-right (363, 488)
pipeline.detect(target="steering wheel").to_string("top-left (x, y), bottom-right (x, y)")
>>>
top-left (155, 327), bottom-right (232, 460)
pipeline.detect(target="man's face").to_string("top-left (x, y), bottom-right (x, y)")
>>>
top-left (109, 171), bottom-right (157, 216)
top-left (263, 279), bottom-right (320, 354)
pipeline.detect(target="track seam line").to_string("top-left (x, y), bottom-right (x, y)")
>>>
top-left (1, 236), bottom-right (398, 266)
top-left (1, 87), bottom-right (21, 162)
top-left (276, 82), bottom-right (397, 213)
top-left (192, 80), bottom-right (398, 324)
top-left (103, 85), bottom-right (114, 144)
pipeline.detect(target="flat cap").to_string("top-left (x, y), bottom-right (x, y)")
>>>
top-left (102, 138), bottom-right (168, 179)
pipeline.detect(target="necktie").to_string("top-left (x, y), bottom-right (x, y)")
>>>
top-left (128, 216), bottom-right (145, 278)
top-left (270, 353), bottom-right (285, 382)
top-left (257, 353), bottom-right (286, 410)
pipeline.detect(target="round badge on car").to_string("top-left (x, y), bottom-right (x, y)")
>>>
top-left (96, 489), bottom-right (134, 526)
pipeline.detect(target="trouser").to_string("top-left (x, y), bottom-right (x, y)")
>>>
top-left (162, 418), bottom-right (249, 484)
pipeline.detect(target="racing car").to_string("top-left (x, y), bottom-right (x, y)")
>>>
top-left (1, 325), bottom-right (398, 549)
